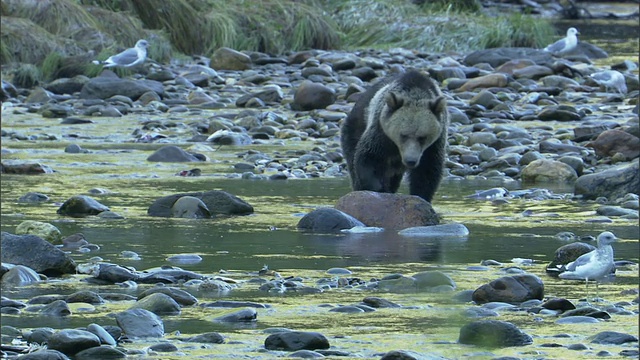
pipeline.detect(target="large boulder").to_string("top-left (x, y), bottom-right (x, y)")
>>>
top-left (296, 207), bottom-right (364, 232)
top-left (80, 76), bottom-right (164, 101)
top-left (458, 320), bottom-right (533, 347)
top-left (335, 191), bottom-right (439, 229)
top-left (472, 274), bottom-right (544, 304)
top-left (147, 190), bottom-right (253, 217)
top-left (521, 159), bottom-right (577, 183)
top-left (575, 161), bottom-right (639, 200)
top-left (1, 232), bottom-right (76, 275)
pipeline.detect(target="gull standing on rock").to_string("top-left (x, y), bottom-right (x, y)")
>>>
top-left (558, 231), bottom-right (617, 300)
top-left (92, 39), bottom-right (149, 68)
top-left (543, 27), bottom-right (579, 56)
top-left (589, 70), bottom-right (628, 94)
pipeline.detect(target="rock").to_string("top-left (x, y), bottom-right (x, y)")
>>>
top-left (541, 298), bottom-right (576, 312)
top-left (264, 331), bottom-right (330, 351)
top-left (206, 130), bottom-right (252, 145)
top-left (588, 129), bottom-right (640, 160)
top-left (521, 159), bottom-right (577, 183)
top-left (115, 309), bottom-right (164, 339)
top-left (1, 79), bottom-right (18, 100)
top-left (80, 76), bottom-right (163, 101)
top-left (397, 223), bottom-right (469, 237)
top-left (537, 106), bottom-right (581, 121)
top-left (458, 320), bottom-right (533, 347)
top-left (47, 329), bottom-right (101, 355)
top-left (210, 47), bottom-right (252, 70)
top-left (147, 190), bottom-right (254, 217)
top-left (91, 263), bottom-right (139, 283)
top-left (56, 195), bottom-right (110, 217)
top-left (472, 274), bottom-right (544, 304)
top-left (335, 191), bottom-right (439, 229)
top-left (0, 162), bottom-right (54, 174)
top-left (138, 286), bottom-right (198, 306)
top-left (412, 271), bottom-right (456, 291)
top-left (575, 161), bottom-right (639, 200)
top-left (147, 145), bottom-right (203, 162)
top-left (15, 221), bottom-right (62, 244)
top-left (296, 207), bottom-right (365, 232)
top-left (211, 307), bottom-right (257, 322)
top-left (184, 332), bottom-right (225, 344)
top-left (129, 292), bottom-right (181, 316)
top-left (25, 87), bottom-right (55, 103)
top-left (74, 345), bottom-right (126, 360)
top-left (66, 290), bottom-right (104, 305)
top-left (458, 73), bottom-right (508, 91)
top-left (1, 232), bottom-right (76, 275)
top-left (1, 265), bottom-right (40, 286)
top-left (45, 76), bottom-right (89, 95)
top-left (38, 300), bottom-right (72, 316)
top-left (15, 350), bottom-right (71, 359)
top-left (86, 323), bottom-right (116, 346)
top-left (149, 342), bottom-right (178, 352)
top-left (380, 349), bottom-right (446, 360)
top-left (171, 196), bottom-right (211, 218)
top-left (512, 65), bottom-right (553, 80)
top-left (291, 81), bottom-right (336, 111)
top-left (17, 192), bottom-right (50, 203)
top-left (361, 297), bottom-right (402, 308)
top-left (464, 47), bottom-right (554, 68)
top-left (589, 331), bottom-right (638, 345)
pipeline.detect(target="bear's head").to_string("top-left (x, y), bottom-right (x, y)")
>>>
top-left (380, 91), bottom-right (447, 169)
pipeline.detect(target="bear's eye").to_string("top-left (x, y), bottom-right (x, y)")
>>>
top-left (417, 136), bottom-right (426, 144)
top-left (400, 134), bottom-right (409, 142)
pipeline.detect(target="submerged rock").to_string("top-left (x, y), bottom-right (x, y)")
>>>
top-left (297, 207), bottom-right (364, 232)
top-left (264, 331), bottom-right (330, 351)
top-left (472, 274), bottom-right (544, 304)
top-left (56, 195), bottom-right (110, 217)
top-left (458, 320), bottom-right (533, 347)
top-left (1, 232), bottom-right (76, 275)
top-left (148, 190), bottom-right (254, 217)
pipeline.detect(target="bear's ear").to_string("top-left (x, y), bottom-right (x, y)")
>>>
top-left (429, 96), bottom-right (447, 115)
top-left (385, 92), bottom-right (404, 111)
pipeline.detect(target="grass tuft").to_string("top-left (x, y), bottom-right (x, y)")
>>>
top-left (14, 0), bottom-right (98, 36)
top-left (13, 63), bottom-right (42, 88)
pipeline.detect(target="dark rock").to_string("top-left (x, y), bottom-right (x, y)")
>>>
top-left (138, 286), bottom-right (198, 306)
top-left (291, 81), bottom-right (336, 111)
top-left (147, 145), bottom-right (203, 162)
top-left (56, 195), bottom-right (109, 217)
top-left (541, 298), bottom-right (576, 312)
top-left (201, 300), bottom-right (268, 308)
top-left (184, 332), bottom-right (225, 344)
top-left (92, 263), bottom-right (139, 283)
top-left (66, 291), bottom-right (104, 305)
top-left (147, 190), bottom-right (254, 217)
top-left (335, 191), bottom-right (439, 229)
top-left (296, 207), bottom-right (364, 232)
top-left (538, 106), bottom-right (581, 121)
top-left (575, 161), bottom-right (639, 200)
top-left (17, 192), bottom-right (50, 203)
top-left (45, 76), bottom-right (89, 95)
top-left (39, 300), bottom-right (71, 316)
top-left (472, 274), bottom-right (544, 304)
top-left (24, 328), bottom-right (55, 344)
top-left (15, 350), bottom-right (70, 359)
top-left (129, 292), bottom-right (181, 315)
top-left (148, 342), bottom-right (178, 352)
top-left (80, 76), bottom-right (163, 101)
top-left (210, 47), bottom-right (252, 70)
top-left (464, 47), bottom-right (554, 68)
top-left (115, 309), bottom-right (164, 339)
top-left (211, 307), bottom-right (257, 322)
top-left (1, 232), bottom-right (76, 275)
top-left (1, 162), bottom-right (54, 174)
top-left (74, 345), bottom-right (126, 360)
top-left (589, 331), bottom-right (638, 345)
top-left (47, 329), bottom-right (101, 355)
top-left (380, 349), bottom-right (445, 360)
top-left (458, 320), bottom-right (533, 347)
top-left (264, 331), bottom-right (330, 351)
top-left (362, 297), bottom-right (402, 308)
top-left (588, 129), bottom-right (640, 160)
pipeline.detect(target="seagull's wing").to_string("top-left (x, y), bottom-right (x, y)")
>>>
top-left (104, 47), bottom-right (140, 67)
top-left (590, 71), bottom-right (613, 83)
top-left (544, 38), bottom-right (567, 53)
top-left (563, 250), bottom-right (595, 272)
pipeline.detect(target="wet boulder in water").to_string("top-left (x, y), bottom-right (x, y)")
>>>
top-left (1, 264), bottom-right (40, 286)
top-left (74, 345), bottom-right (126, 360)
top-left (138, 286), bottom-right (198, 306)
top-left (92, 263), bottom-right (139, 283)
top-left (47, 329), bottom-right (101, 355)
top-left (147, 190), bottom-right (254, 217)
top-left (472, 274), bottom-right (544, 304)
top-left (39, 300), bottom-right (72, 317)
top-left (1, 232), bottom-right (76, 275)
top-left (56, 195), bottom-right (110, 217)
top-left (458, 320), bottom-right (533, 347)
top-left (129, 292), bottom-right (181, 316)
top-left (147, 145), bottom-right (203, 162)
top-left (335, 191), bottom-right (439, 229)
top-left (297, 207), bottom-right (364, 232)
top-left (264, 331), bottom-right (330, 351)
top-left (115, 308), bottom-right (164, 339)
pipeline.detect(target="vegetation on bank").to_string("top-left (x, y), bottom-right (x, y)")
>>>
top-left (1, 0), bottom-right (555, 81)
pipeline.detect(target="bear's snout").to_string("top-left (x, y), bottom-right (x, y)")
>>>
top-left (403, 157), bottom-right (420, 169)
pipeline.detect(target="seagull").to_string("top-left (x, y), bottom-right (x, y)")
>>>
top-left (92, 39), bottom-right (149, 68)
top-left (543, 27), bottom-right (579, 56)
top-left (589, 70), bottom-right (628, 94)
top-left (558, 231), bottom-right (617, 301)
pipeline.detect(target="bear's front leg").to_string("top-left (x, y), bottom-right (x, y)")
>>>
top-left (353, 151), bottom-right (387, 192)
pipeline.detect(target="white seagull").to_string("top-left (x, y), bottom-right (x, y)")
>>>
top-left (92, 39), bottom-right (149, 68)
top-left (543, 27), bottom-right (579, 56)
top-left (559, 231), bottom-right (617, 301)
top-left (589, 70), bottom-right (628, 94)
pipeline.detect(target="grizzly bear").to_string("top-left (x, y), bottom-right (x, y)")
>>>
top-left (340, 69), bottom-right (449, 203)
